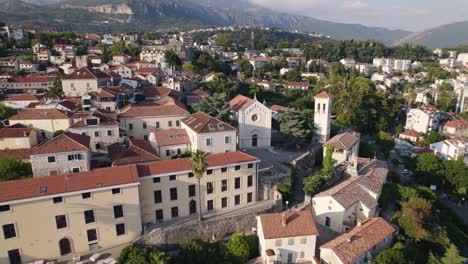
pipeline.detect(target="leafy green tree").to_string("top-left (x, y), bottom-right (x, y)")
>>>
top-left (442, 157), bottom-right (468, 196)
top-left (215, 34), bottom-right (232, 50)
top-left (127, 45), bottom-right (142, 57)
top-left (374, 242), bottom-right (413, 264)
top-left (420, 132), bottom-right (446, 147)
top-left (0, 157), bottom-right (33, 182)
top-left (164, 50), bottom-right (182, 67)
top-left (0, 105), bottom-right (16, 128)
top-left (76, 45), bottom-right (87, 56)
top-left (101, 46), bottom-right (111, 63)
top-left (397, 197), bottom-right (432, 241)
top-left (193, 93), bottom-right (234, 124)
top-left (118, 245), bottom-right (169, 264)
top-left (191, 150), bottom-right (208, 222)
top-left (226, 233), bottom-right (251, 264)
top-left (176, 239), bottom-right (225, 264)
top-left (378, 131), bottom-right (395, 157)
top-left (303, 174), bottom-right (324, 194)
top-left (111, 41), bottom-right (126, 55)
top-left (278, 109), bottom-right (314, 143)
top-left (440, 243), bottom-right (466, 264)
top-left (304, 146), bottom-right (335, 194)
top-left (46, 77), bottom-right (64, 98)
top-left (205, 75), bottom-right (238, 97)
top-left (415, 154), bottom-right (444, 185)
top-left (182, 63), bottom-right (198, 73)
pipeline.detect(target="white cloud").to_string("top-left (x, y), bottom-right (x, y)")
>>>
top-left (342, 1), bottom-right (369, 9)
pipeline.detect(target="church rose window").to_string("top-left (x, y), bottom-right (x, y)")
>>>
top-left (251, 114), bottom-right (258, 121)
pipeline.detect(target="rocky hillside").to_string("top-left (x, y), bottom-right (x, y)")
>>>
top-left (394, 21), bottom-right (468, 48)
top-left (0, 0), bottom-right (411, 44)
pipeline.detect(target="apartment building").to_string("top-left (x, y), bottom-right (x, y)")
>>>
top-left (1, 94), bottom-right (40, 109)
top-left (30, 132), bottom-right (91, 177)
top-left (430, 138), bottom-right (468, 162)
top-left (137, 151), bottom-right (259, 225)
top-left (320, 218), bottom-right (395, 264)
top-left (405, 105), bottom-right (445, 134)
top-left (0, 73), bottom-right (55, 95)
top-left (90, 89), bottom-right (118, 112)
top-left (442, 120), bottom-right (468, 138)
top-left (0, 165), bottom-right (142, 263)
top-left (8, 108), bottom-right (72, 140)
top-left (257, 210), bottom-right (318, 264)
top-left (181, 112), bottom-right (237, 154)
top-left (118, 101), bottom-right (189, 140)
top-left (68, 110), bottom-right (120, 153)
top-left (61, 67), bottom-right (112, 97)
top-left (312, 159), bottom-right (388, 233)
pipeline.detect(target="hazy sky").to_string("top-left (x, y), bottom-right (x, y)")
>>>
top-left (251, 0), bottom-right (468, 32)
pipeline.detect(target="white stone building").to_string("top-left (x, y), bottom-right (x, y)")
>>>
top-left (320, 217), bottom-right (395, 264)
top-left (229, 95), bottom-right (272, 149)
top-left (181, 112), bottom-right (237, 154)
top-left (404, 105), bottom-right (445, 134)
top-left (323, 129), bottom-right (360, 167)
top-left (257, 210), bottom-right (318, 264)
top-left (312, 159), bottom-right (388, 233)
top-left (430, 138), bottom-right (468, 162)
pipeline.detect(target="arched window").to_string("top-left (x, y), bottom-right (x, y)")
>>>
top-left (317, 103), bottom-right (321, 112)
top-left (59, 238), bottom-right (72, 256)
top-left (189, 200), bottom-right (196, 215)
top-left (252, 134), bottom-right (258, 147)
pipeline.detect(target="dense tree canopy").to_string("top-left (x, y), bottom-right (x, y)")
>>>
top-left (0, 157), bottom-right (32, 182)
top-left (192, 93), bottom-right (234, 125)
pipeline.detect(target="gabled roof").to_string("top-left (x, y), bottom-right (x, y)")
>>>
top-left (0, 124), bottom-right (33, 138)
top-left (324, 130), bottom-right (360, 150)
top-left (444, 120), bottom-right (468, 129)
top-left (118, 101), bottom-right (188, 118)
top-left (0, 165), bottom-right (140, 203)
top-left (137, 151), bottom-right (259, 177)
top-left (62, 67), bottom-right (111, 80)
top-left (108, 138), bottom-right (160, 166)
top-left (315, 159), bottom-right (388, 209)
top-left (314, 92), bottom-right (333, 99)
top-left (0, 148), bottom-right (31, 160)
top-left (259, 209), bottom-right (319, 239)
top-left (152, 129), bottom-right (190, 147)
top-left (70, 110), bottom-right (119, 128)
top-left (30, 132), bottom-right (90, 155)
top-left (400, 129), bottom-right (423, 137)
top-left (182, 112), bottom-right (236, 134)
top-left (271, 105), bottom-right (289, 112)
top-left (3, 94), bottom-right (39, 101)
top-left (144, 86), bottom-right (180, 99)
top-left (320, 218), bottom-right (396, 264)
top-left (10, 108), bottom-right (70, 120)
top-left (229, 94), bottom-right (254, 111)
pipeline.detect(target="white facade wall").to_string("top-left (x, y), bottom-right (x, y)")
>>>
top-left (30, 150), bottom-right (91, 178)
top-left (314, 97), bottom-right (332, 143)
top-left (237, 101), bottom-right (271, 149)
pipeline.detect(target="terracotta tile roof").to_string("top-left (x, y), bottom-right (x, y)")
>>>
top-left (284, 81), bottom-right (309, 87)
top-left (152, 129), bottom-right (190, 147)
top-left (58, 100), bottom-right (79, 111)
top-left (137, 151), bottom-right (258, 177)
top-left (70, 110), bottom-right (119, 128)
top-left (0, 124), bottom-right (33, 138)
top-left (444, 120), bottom-right (468, 129)
top-left (320, 218), bottom-right (396, 263)
top-left (108, 138), bottom-right (160, 166)
top-left (324, 130), bottom-right (360, 150)
top-left (96, 89), bottom-right (116, 98)
top-left (190, 89), bottom-right (209, 97)
top-left (229, 94), bottom-right (254, 111)
top-left (259, 209), bottom-right (319, 239)
top-left (9, 108), bottom-right (70, 120)
top-left (315, 159), bottom-right (388, 209)
top-left (30, 132), bottom-right (90, 155)
top-left (0, 148), bottom-right (31, 160)
top-left (136, 67), bottom-right (158, 75)
top-left (271, 105), bottom-right (289, 112)
top-left (62, 67), bottom-right (111, 80)
top-left (3, 94), bottom-right (39, 101)
top-left (314, 92), bottom-right (333, 99)
top-left (118, 101), bottom-right (188, 118)
top-left (400, 129), bottom-right (423, 137)
top-left (144, 86), bottom-right (180, 99)
top-left (0, 165), bottom-right (140, 203)
top-left (182, 112), bottom-right (236, 134)
top-left (11, 73), bottom-right (54, 83)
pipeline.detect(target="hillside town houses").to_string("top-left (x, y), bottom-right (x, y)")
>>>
top-left (0, 27), bottom-right (466, 264)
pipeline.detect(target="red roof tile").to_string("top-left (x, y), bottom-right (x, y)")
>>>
top-left (62, 67), bottom-right (111, 80)
top-left (444, 120), bottom-right (468, 129)
top-left (0, 165), bottom-right (140, 203)
top-left (10, 108), bottom-right (70, 120)
top-left (182, 112), bottom-right (236, 133)
top-left (259, 209), bottom-right (319, 239)
top-left (0, 124), bottom-right (33, 138)
top-left (30, 132), bottom-right (90, 155)
top-left (108, 138), bottom-right (160, 166)
top-left (152, 129), bottom-right (190, 147)
top-left (320, 218), bottom-right (396, 263)
top-left (118, 101), bottom-right (188, 118)
top-left (3, 94), bottom-right (39, 101)
top-left (0, 148), bottom-right (31, 160)
top-left (229, 94), bottom-right (254, 111)
top-left (314, 92), bottom-right (333, 99)
top-left (137, 151), bottom-right (258, 177)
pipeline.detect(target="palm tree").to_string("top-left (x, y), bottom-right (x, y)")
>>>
top-left (191, 150), bottom-right (208, 222)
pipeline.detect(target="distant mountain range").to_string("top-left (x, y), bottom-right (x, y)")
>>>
top-left (0, 0), bottom-right (467, 48)
top-left (394, 21), bottom-right (468, 48)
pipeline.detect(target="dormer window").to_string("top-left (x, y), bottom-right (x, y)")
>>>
top-left (208, 124), bottom-right (213, 129)
top-left (86, 119), bottom-right (98, 126)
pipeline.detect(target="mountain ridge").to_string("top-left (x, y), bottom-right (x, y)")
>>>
top-left (0, 0), bottom-right (411, 44)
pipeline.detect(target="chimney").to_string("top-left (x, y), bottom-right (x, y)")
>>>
top-left (357, 219), bottom-right (362, 227)
top-left (281, 212), bottom-right (287, 227)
